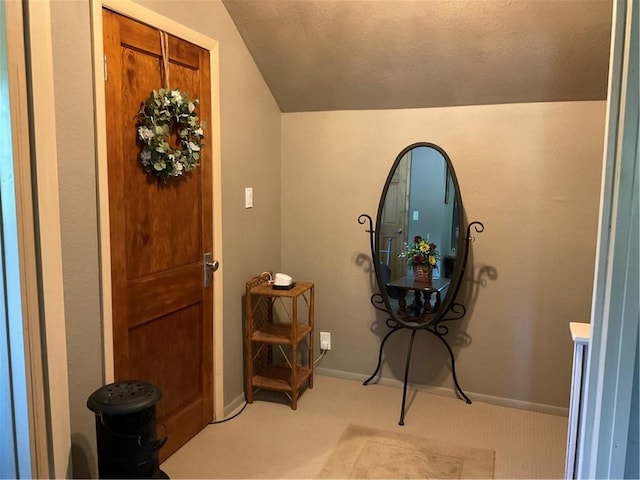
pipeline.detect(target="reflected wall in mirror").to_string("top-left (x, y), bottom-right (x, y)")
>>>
top-left (375, 143), bottom-right (464, 320)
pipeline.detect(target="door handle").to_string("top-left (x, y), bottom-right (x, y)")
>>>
top-left (203, 253), bottom-right (219, 287)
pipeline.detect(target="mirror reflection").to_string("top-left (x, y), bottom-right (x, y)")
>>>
top-left (376, 144), bottom-right (462, 319)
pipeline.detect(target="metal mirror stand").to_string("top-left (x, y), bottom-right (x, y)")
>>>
top-left (358, 213), bottom-right (484, 425)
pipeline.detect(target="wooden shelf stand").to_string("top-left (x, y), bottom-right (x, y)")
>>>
top-left (244, 273), bottom-right (314, 409)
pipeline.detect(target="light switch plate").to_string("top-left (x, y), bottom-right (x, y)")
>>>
top-left (245, 187), bottom-right (253, 208)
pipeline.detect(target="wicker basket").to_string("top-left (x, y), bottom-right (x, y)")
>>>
top-left (413, 265), bottom-right (433, 286)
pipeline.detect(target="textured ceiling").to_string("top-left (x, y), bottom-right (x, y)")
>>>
top-left (222, 0), bottom-right (613, 112)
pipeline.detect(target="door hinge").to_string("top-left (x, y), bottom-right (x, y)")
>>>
top-left (103, 54), bottom-right (107, 81)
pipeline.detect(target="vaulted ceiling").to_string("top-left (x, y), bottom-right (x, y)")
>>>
top-left (222, 0), bottom-right (613, 112)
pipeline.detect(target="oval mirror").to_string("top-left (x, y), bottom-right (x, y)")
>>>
top-left (374, 142), bottom-right (465, 325)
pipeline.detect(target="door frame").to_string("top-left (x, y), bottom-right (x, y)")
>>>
top-left (577, 0), bottom-right (639, 477)
top-left (90, 0), bottom-right (224, 420)
top-left (3, 1), bottom-right (59, 476)
top-left (15, 1), bottom-right (72, 476)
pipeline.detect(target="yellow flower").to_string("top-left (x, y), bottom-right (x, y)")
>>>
top-left (429, 256), bottom-right (437, 266)
top-left (419, 242), bottom-right (429, 253)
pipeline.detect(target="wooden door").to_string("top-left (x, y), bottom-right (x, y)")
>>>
top-left (379, 151), bottom-right (411, 280)
top-left (103, 9), bottom-right (213, 460)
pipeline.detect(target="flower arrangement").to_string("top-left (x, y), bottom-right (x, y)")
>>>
top-left (137, 88), bottom-right (205, 181)
top-left (400, 235), bottom-right (439, 270)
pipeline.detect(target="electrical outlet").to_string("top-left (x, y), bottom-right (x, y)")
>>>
top-left (320, 331), bottom-right (331, 351)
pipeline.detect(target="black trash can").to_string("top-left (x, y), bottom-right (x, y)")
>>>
top-left (87, 381), bottom-right (168, 479)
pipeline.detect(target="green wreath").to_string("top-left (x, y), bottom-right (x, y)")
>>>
top-left (137, 88), bottom-right (205, 180)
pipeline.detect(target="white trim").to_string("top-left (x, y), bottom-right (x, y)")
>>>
top-left (4, 1), bottom-right (51, 476)
top-left (569, 322), bottom-right (591, 345)
top-left (315, 368), bottom-right (569, 417)
top-left (90, 0), bottom-right (224, 420)
top-left (90, 0), bottom-right (114, 385)
top-left (25, 0), bottom-right (71, 477)
top-left (565, 322), bottom-right (591, 479)
top-left (578, 0), bottom-right (639, 477)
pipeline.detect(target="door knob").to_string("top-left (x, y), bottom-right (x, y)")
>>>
top-left (203, 253), bottom-right (219, 287)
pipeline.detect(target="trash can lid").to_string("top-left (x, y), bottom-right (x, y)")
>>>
top-left (87, 381), bottom-right (162, 415)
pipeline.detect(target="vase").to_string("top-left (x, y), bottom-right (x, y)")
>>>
top-left (413, 265), bottom-right (433, 286)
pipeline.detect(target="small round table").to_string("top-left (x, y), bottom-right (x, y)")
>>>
top-left (387, 276), bottom-right (450, 319)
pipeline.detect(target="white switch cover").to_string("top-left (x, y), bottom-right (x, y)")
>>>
top-left (245, 187), bottom-right (253, 208)
top-left (413, 211), bottom-right (419, 221)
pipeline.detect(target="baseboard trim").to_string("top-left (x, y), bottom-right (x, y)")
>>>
top-left (220, 392), bottom-right (247, 420)
top-left (315, 367), bottom-right (569, 417)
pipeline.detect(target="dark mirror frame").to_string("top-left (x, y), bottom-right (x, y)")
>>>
top-left (357, 142), bottom-right (484, 425)
top-left (374, 142), bottom-right (465, 326)
top-left (360, 142), bottom-right (483, 329)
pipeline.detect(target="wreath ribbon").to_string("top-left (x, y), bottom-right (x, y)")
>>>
top-left (160, 31), bottom-right (170, 88)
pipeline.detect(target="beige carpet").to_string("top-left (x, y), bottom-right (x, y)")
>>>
top-left (319, 424), bottom-right (495, 479)
top-left (161, 375), bottom-right (566, 479)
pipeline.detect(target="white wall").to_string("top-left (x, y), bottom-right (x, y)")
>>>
top-left (281, 101), bottom-right (606, 409)
top-left (50, 2), bottom-right (102, 476)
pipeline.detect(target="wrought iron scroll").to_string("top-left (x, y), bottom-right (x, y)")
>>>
top-left (359, 213), bottom-right (484, 327)
top-left (358, 214), bottom-right (390, 314)
top-left (435, 221), bottom-right (484, 326)
top-left (357, 214), bottom-right (375, 266)
top-left (370, 293), bottom-right (389, 313)
top-left (358, 214), bottom-right (484, 421)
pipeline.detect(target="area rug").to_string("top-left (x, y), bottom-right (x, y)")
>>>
top-left (318, 424), bottom-right (495, 479)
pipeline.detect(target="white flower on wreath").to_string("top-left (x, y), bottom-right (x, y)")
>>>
top-left (138, 126), bottom-right (154, 141)
top-left (171, 89), bottom-right (183, 104)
